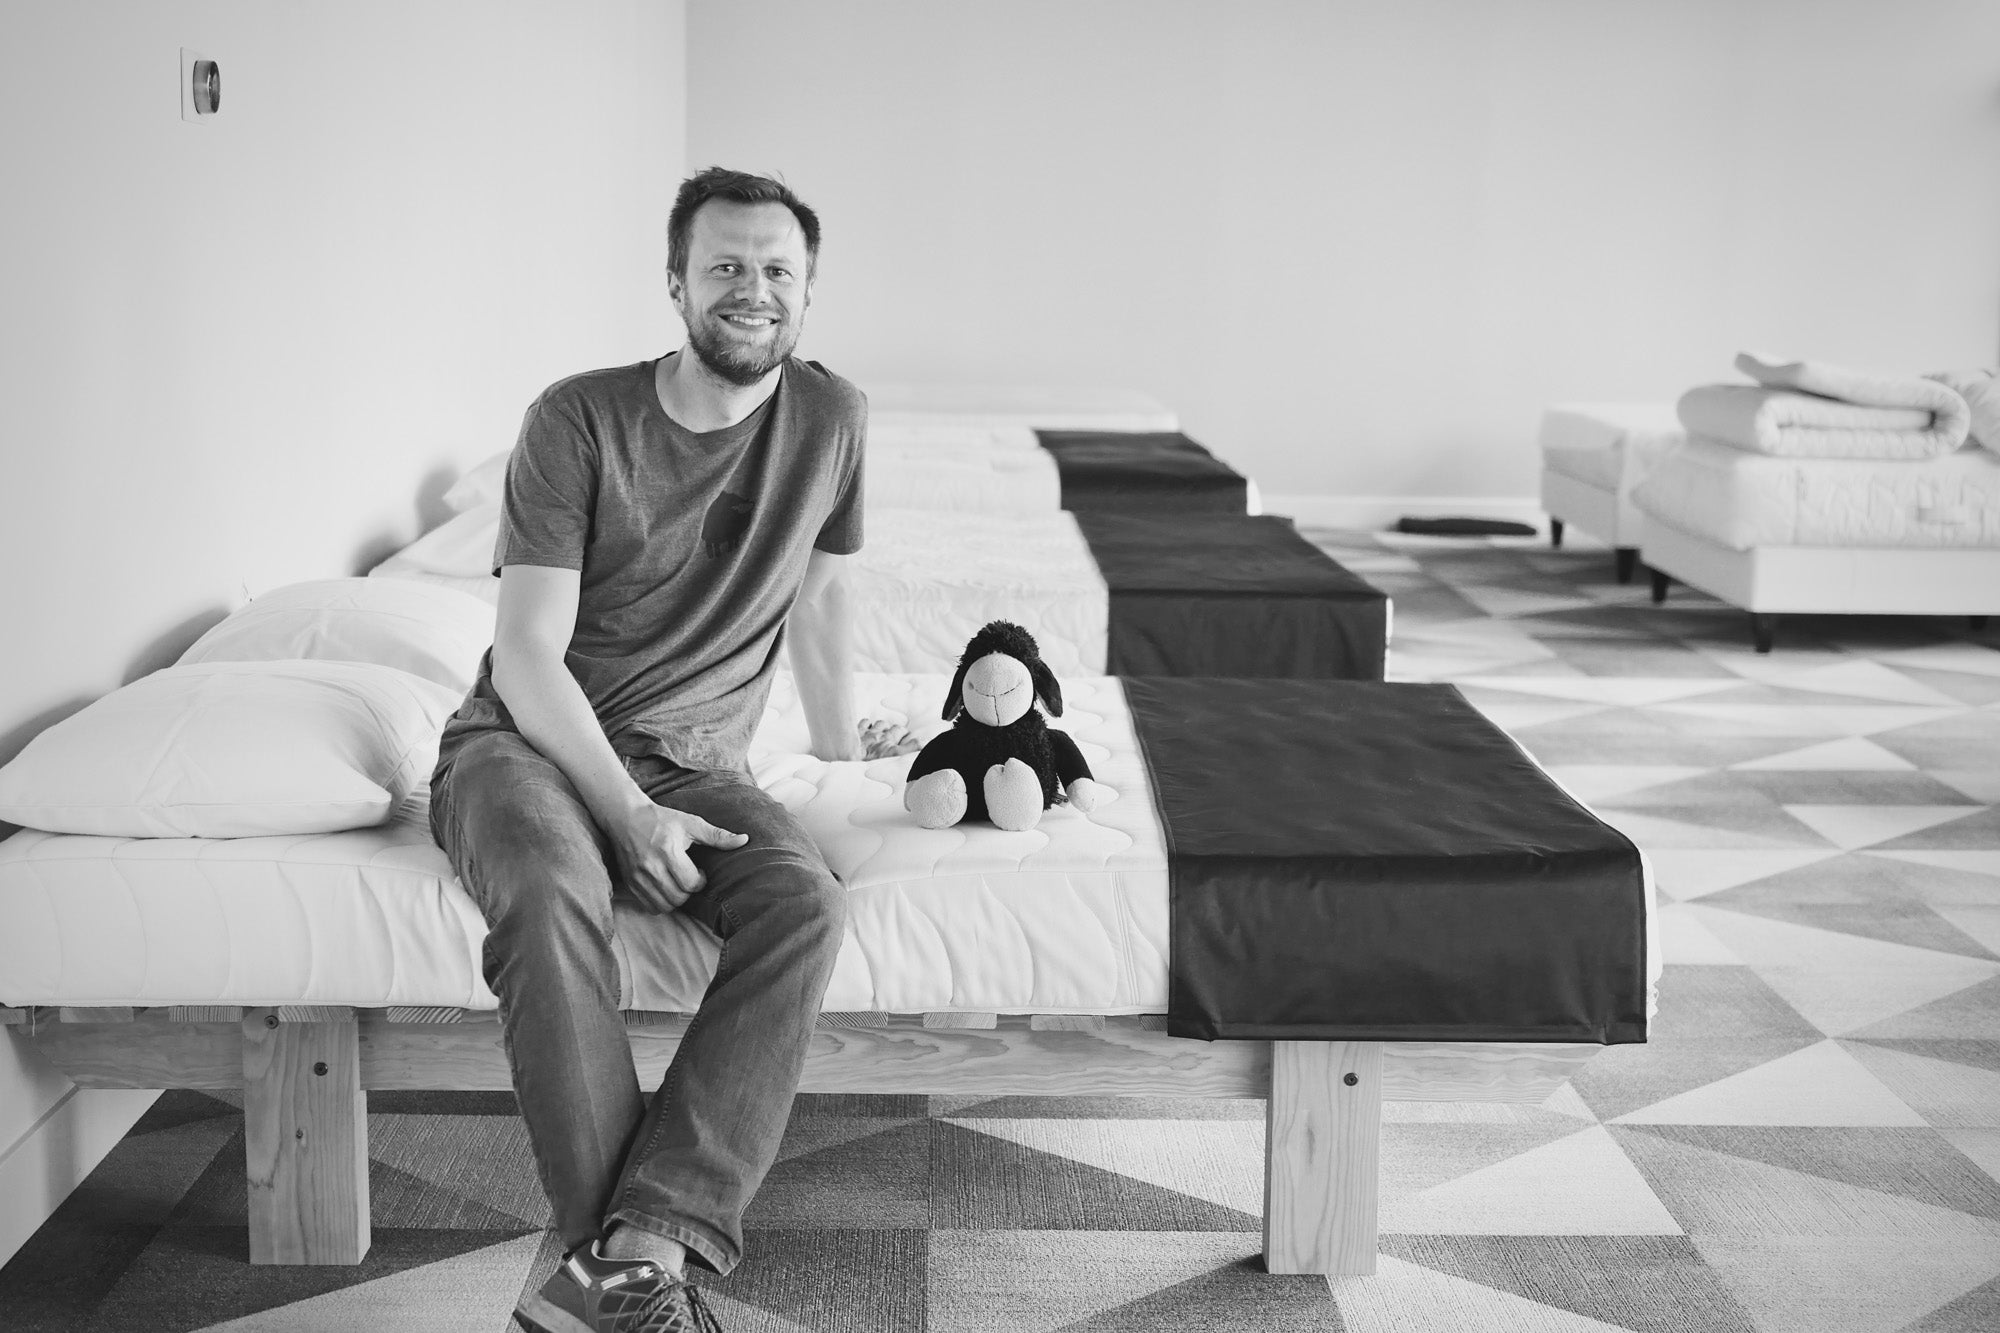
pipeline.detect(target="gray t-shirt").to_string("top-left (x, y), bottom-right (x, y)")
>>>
top-left (436, 354), bottom-right (866, 775)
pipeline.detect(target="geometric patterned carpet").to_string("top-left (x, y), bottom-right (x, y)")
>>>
top-left (3, 530), bottom-right (1998, 1331)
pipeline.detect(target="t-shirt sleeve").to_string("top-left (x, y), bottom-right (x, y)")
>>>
top-left (813, 420), bottom-right (865, 555)
top-left (494, 398), bottom-right (596, 574)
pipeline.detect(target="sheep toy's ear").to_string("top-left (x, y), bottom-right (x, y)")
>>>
top-left (941, 657), bottom-right (974, 721)
top-left (1030, 659), bottom-right (1064, 717)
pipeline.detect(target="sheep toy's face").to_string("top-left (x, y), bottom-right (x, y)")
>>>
top-left (959, 652), bottom-right (1035, 726)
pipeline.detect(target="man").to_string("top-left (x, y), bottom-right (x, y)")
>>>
top-left (430, 167), bottom-right (904, 1333)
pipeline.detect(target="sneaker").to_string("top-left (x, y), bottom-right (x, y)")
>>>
top-left (516, 1242), bottom-right (723, 1333)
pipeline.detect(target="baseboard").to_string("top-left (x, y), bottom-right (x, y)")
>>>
top-left (1263, 494), bottom-right (1548, 534)
top-left (0, 1080), bottom-right (158, 1266)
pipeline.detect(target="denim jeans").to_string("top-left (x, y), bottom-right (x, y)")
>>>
top-left (430, 729), bottom-right (847, 1275)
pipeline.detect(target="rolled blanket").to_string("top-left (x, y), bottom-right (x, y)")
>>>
top-left (1688, 352), bottom-right (1970, 459)
top-left (1926, 368), bottom-right (2000, 456)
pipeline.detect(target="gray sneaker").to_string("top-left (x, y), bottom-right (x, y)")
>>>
top-left (516, 1243), bottom-right (723, 1333)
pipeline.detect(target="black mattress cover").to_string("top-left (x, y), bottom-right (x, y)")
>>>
top-left (1076, 513), bottom-right (1388, 681)
top-left (1123, 678), bottom-right (1650, 1045)
top-left (1034, 431), bottom-right (1248, 514)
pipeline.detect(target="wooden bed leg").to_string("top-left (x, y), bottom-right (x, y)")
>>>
top-left (1549, 518), bottom-right (1564, 549)
top-left (1263, 1040), bottom-right (1382, 1276)
top-left (1751, 613), bottom-right (1777, 654)
top-left (242, 1009), bottom-right (370, 1264)
top-left (1614, 547), bottom-right (1637, 584)
top-left (1649, 568), bottom-right (1670, 604)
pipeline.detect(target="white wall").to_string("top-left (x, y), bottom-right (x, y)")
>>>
top-left (686, 0), bottom-right (2000, 511)
top-left (0, 0), bottom-right (687, 1264)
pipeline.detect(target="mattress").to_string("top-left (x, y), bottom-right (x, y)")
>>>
top-left (0, 673), bottom-right (1166, 1016)
top-left (863, 383), bottom-right (1178, 433)
top-left (865, 437), bottom-right (1062, 513)
top-left (1538, 403), bottom-right (1685, 491)
top-left (1034, 431), bottom-right (1254, 516)
top-left (0, 674), bottom-right (1655, 1043)
top-left (1632, 436), bottom-right (2000, 550)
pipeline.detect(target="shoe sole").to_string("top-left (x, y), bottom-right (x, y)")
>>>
top-left (515, 1292), bottom-right (591, 1333)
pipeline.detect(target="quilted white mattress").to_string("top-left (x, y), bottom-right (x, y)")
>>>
top-left (866, 440), bottom-right (1061, 513)
top-left (1539, 403), bottom-right (1684, 491)
top-left (1633, 437), bottom-right (2000, 550)
top-left (0, 674), bottom-right (1168, 1015)
top-left (848, 510), bottom-right (1109, 677)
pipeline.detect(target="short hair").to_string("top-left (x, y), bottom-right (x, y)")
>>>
top-left (667, 167), bottom-right (821, 281)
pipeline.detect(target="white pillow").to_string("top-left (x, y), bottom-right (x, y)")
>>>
top-left (441, 449), bottom-right (510, 513)
top-left (370, 508), bottom-right (503, 581)
top-left (178, 577), bottom-right (494, 694)
top-left (0, 660), bottom-right (463, 838)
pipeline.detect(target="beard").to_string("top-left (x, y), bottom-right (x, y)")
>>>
top-left (683, 305), bottom-right (803, 387)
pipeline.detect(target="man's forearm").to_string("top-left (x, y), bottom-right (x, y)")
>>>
top-left (787, 569), bottom-right (859, 762)
top-left (491, 649), bottom-right (651, 826)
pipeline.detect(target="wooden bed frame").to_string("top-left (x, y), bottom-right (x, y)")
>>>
top-left (6, 1004), bottom-right (1598, 1277)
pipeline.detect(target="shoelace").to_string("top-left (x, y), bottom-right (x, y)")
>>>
top-left (631, 1278), bottom-right (724, 1333)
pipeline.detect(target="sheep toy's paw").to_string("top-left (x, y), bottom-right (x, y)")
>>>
top-left (1065, 777), bottom-right (1110, 814)
top-left (906, 769), bottom-right (968, 829)
top-left (984, 758), bottom-right (1045, 831)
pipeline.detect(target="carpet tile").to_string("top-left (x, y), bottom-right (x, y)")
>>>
top-left (5, 531), bottom-right (1999, 1330)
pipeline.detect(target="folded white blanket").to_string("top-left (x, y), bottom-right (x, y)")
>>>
top-left (1678, 353), bottom-right (1970, 460)
top-left (1927, 368), bottom-right (2000, 456)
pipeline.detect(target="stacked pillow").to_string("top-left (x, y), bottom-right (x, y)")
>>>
top-left (0, 579), bottom-right (490, 839)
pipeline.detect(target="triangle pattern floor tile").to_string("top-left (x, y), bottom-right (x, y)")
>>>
top-left (1899, 1272), bottom-right (2000, 1333)
top-left (1331, 1254), bottom-right (1647, 1333)
top-left (1379, 1126), bottom-right (1680, 1235)
top-left (1688, 1234), bottom-right (2000, 1333)
top-left (1611, 1040), bottom-right (1925, 1126)
top-left (1716, 660), bottom-right (1966, 707)
top-left (1878, 646), bottom-right (2000, 680)
top-left (1844, 974), bottom-right (2000, 1041)
top-left (1866, 850), bottom-right (2000, 882)
top-left (365, 1114), bottom-right (547, 1228)
top-left (1609, 1126), bottom-right (2000, 1240)
top-left (1840, 1043), bottom-right (2000, 1129)
top-left (1871, 806), bottom-right (2000, 851)
top-left (929, 1121), bottom-right (1258, 1231)
top-left (1457, 676), bottom-right (1746, 706)
top-left (1649, 701), bottom-right (1859, 739)
top-left (1697, 860), bottom-right (2000, 960)
top-left (1381, 1122), bottom-right (1604, 1197)
top-left (1619, 1125), bottom-right (2000, 1221)
top-left (943, 1118), bottom-right (1264, 1217)
top-left (712, 1228), bottom-right (927, 1333)
top-left (1941, 1130), bottom-right (2000, 1187)
top-left (1733, 737), bottom-right (1918, 771)
top-left (1644, 848), bottom-right (1844, 902)
top-left (1933, 769), bottom-right (2000, 804)
top-left (1056, 1255), bottom-right (1342, 1332)
top-left (691, 1288), bottom-right (822, 1333)
top-left (1542, 765), bottom-right (1713, 803)
top-left (1597, 808), bottom-right (1827, 850)
top-left (1656, 904), bottom-right (1743, 964)
top-left (1686, 906), bottom-right (2000, 1034)
top-left (750, 1119), bottom-right (930, 1227)
top-left (924, 1230), bottom-right (1266, 1333)
top-left (1782, 804), bottom-right (1982, 850)
top-left (1868, 712), bottom-right (2000, 770)
top-left (1380, 1235), bottom-right (1755, 1333)
top-left (775, 1113), bottom-right (927, 1165)
top-left (1466, 700), bottom-right (1614, 732)
top-left (1381, 1083), bottom-right (1595, 1126)
top-left (1934, 906), bottom-right (2000, 955)
top-left (191, 1232), bottom-right (541, 1332)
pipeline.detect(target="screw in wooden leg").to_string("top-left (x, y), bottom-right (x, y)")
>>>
top-left (1263, 1040), bottom-right (1383, 1276)
top-left (242, 1009), bottom-right (370, 1264)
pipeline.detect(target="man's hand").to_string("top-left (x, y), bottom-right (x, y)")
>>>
top-left (605, 801), bottom-right (748, 913)
top-left (858, 717), bottom-right (922, 760)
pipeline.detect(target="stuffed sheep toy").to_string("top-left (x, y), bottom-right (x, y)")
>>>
top-left (903, 620), bottom-right (1110, 831)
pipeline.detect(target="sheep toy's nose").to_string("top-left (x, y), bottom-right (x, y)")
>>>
top-left (962, 653), bottom-right (1033, 726)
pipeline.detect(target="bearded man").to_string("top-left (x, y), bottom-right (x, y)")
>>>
top-left (430, 167), bottom-right (904, 1333)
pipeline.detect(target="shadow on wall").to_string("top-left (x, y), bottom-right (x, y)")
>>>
top-left (0, 605), bottom-right (233, 842)
top-left (346, 461), bottom-right (461, 577)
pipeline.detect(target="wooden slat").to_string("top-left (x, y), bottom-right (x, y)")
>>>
top-left (166, 1006), bottom-right (246, 1023)
top-left (1378, 1041), bottom-right (1599, 1104)
top-left (621, 1011), bottom-right (691, 1032)
top-left (30, 1013), bottom-right (243, 1088)
top-left (383, 1006), bottom-right (466, 1025)
top-left (59, 1006), bottom-right (134, 1024)
top-left (817, 1012), bottom-right (889, 1029)
top-left (921, 1011), bottom-right (998, 1030)
top-left (242, 1010), bottom-right (369, 1264)
top-left (1029, 1014), bottom-right (1106, 1032)
top-left (1264, 1041), bottom-right (1382, 1277)
top-left (275, 1006), bottom-right (356, 1023)
top-left (0, 1008), bottom-right (30, 1026)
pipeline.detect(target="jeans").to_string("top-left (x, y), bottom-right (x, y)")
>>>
top-left (430, 729), bottom-right (847, 1275)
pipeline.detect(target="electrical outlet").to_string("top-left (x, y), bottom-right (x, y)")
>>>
top-left (180, 47), bottom-right (219, 121)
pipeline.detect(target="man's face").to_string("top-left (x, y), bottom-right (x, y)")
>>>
top-left (670, 199), bottom-right (813, 387)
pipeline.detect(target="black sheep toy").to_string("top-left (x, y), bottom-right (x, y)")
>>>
top-left (903, 620), bottom-right (1110, 831)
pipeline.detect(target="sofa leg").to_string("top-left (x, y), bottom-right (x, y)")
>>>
top-left (1752, 614), bottom-right (1777, 654)
top-left (1614, 548), bottom-right (1638, 584)
top-left (243, 1010), bottom-right (370, 1264)
top-left (1649, 569), bottom-right (1670, 604)
top-left (1264, 1040), bottom-right (1382, 1276)
top-left (1549, 518), bottom-right (1564, 549)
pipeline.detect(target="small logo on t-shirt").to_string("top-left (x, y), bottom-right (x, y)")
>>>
top-left (701, 491), bottom-right (755, 557)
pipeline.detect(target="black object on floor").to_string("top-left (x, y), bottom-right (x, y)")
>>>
top-left (1074, 512), bottom-right (1390, 680)
top-left (1124, 677), bottom-right (1651, 1044)
top-left (1395, 516), bottom-right (1538, 537)
top-left (1035, 430), bottom-right (1249, 515)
